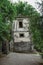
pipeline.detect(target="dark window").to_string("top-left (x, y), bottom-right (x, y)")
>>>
top-left (20, 34), bottom-right (24, 37)
top-left (19, 21), bottom-right (23, 28)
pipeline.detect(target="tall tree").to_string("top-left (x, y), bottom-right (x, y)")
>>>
top-left (0, 0), bottom-right (17, 42)
top-left (36, 0), bottom-right (43, 52)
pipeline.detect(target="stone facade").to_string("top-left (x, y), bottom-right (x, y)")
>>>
top-left (12, 15), bottom-right (33, 52)
top-left (13, 42), bottom-right (32, 52)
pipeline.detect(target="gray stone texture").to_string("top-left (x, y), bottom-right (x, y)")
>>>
top-left (13, 42), bottom-right (33, 52)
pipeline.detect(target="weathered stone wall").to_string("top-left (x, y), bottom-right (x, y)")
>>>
top-left (13, 42), bottom-right (33, 52)
top-left (12, 18), bottom-right (30, 43)
top-left (13, 32), bottom-right (30, 42)
top-left (12, 17), bottom-right (33, 53)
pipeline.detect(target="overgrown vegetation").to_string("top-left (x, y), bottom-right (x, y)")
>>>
top-left (0, 0), bottom-right (17, 42)
top-left (14, 1), bottom-right (43, 52)
top-left (0, 0), bottom-right (43, 53)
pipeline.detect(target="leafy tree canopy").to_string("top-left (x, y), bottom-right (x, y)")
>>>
top-left (0, 0), bottom-right (17, 41)
top-left (14, 1), bottom-right (40, 17)
top-left (0, 0), bottom-right (43, 52)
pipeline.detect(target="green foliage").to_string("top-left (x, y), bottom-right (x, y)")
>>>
top-left (0, 0), bottom-right (17, 42)
top-left (14, 1), bottom-right (43, 52)
top-left (0, 0), bottom-right (43, 52)
top-left (30, 16), bottom-right (43, 52)
top-left (35, 1), bottom-right (43, 52)
top-left (14, 1), bottom-right (39, 16)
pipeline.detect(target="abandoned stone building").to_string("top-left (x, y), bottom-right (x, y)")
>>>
top-left (12, 15), bottom-right (33, 52)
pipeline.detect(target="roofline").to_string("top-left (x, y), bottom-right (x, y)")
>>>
top-left (14, 16), bottom-right (40, 18)
top-left (14, 16), bottom-right (29, 18)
